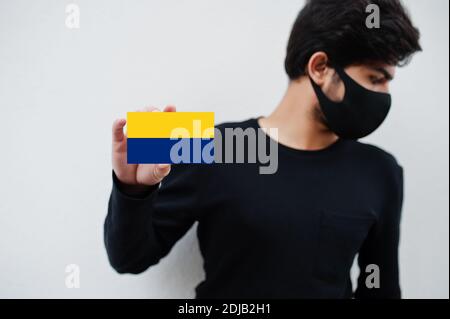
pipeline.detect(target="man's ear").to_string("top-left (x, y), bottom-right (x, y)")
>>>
top-left (307, 52), bottom-right (330, 86)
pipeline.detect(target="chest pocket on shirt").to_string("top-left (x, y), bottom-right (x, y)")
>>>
top-left (312, 209), bottom-right (376, 286)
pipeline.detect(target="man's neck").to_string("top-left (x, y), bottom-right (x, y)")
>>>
top-left (259, 77), bottom-right (339, 151)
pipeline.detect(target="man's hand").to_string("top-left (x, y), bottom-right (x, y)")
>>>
top-left (112, 106), bottom-right (176, 188)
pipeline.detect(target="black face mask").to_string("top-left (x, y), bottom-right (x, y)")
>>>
top-left (309, 65), bottom-right (392, 140)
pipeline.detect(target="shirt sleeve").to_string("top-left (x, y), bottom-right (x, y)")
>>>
top-left (355, 165), bottom-right (404, 299)
top-left (104, 164), bottom-right (208, 274)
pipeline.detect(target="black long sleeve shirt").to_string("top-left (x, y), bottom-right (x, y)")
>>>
top-left (104, 118), bottom-right (404, 299)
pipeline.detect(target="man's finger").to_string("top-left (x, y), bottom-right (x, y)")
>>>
top-left (153, 164), bottom-right (171, 181)
top-left (142, 106), bottom-right (160, 113)
top-left (112, 119), bottom-right (127, 143)
top-left (163, 105), bottom-right (177, 112)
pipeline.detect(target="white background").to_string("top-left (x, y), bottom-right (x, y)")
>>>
top-left (0, 0), bottom-right (448, 299)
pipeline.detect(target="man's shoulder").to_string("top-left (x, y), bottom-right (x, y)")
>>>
top-left (215, 118), bottom-right (258, 132)
top-left (346, 140), bottom-right (403, 175)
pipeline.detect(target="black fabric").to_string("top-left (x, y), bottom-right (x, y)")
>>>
top-left (309, 65), bottom-right (392, 140)
top-left (104, 118), bottom-right (404, 299)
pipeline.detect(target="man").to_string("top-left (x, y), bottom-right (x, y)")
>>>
top-left (105, 0), bottom-right (421, 298)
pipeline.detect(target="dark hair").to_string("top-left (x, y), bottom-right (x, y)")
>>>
top-left (285, 0), bottom-right (422, 80)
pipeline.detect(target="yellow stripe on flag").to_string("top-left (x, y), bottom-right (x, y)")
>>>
top-left (127, 112), bottom-right (215, 139)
